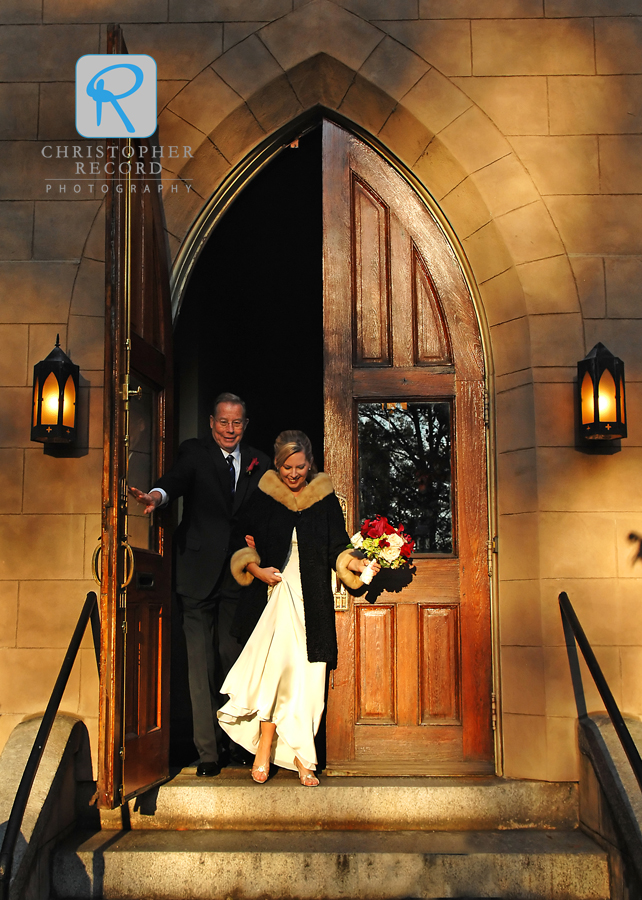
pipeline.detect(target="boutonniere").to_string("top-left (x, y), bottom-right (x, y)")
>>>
top-left (245, 457), bottom-right (260, 476)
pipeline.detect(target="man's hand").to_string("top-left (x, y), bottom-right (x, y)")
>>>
top-left (129, 486), bottom-right (162, 515)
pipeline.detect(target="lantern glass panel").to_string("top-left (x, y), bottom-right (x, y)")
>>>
top-left (581, 371), bottom-right (594, 425)
top-left (32, 378), bottom-right (39, 427)
top-left (41, 371), bottom-right (59, 425)
top-left (598, 369), bottom-right (617, 422)
top-left (62, 375), bottom-right (75, 427)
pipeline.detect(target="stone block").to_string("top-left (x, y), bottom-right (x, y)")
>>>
top-left (27, 324), bottom-right (68, 376)
top-left (615, 514), bottom-right (642, 579)
top-left (260, 0), bottom-right (383, 72)
top-left (439, 106), bottom-right (512, 176)
top-left (510, 135), bottom-right (599, 196)
top-left (496, 383), bottom-right (537, 454)
top-left (533, 381), bottom-right (575, 450)
top-left (402, 68), bottom-right (472, 137)
top-left (83, 514), bottom-right (101, 582)
top-left (34, 200), bottom-right (101, 260)
top-left (0, 141), bottom-right (100, 202)
top-left (548, 0), bottom-right (642, 12)
top-left (0, 84), bottom-right (38, 139)
top-left (497, 511), bottom-right (539, 581)
top-left (0, 261), bottom-right (76, 323)
top-left (546, 716), bottom-right (579, 782)
top-left (157, 110), bottom-right (207, 175)
top-left (497, 448), bottom-right (538, 516)
top-left (67, 315), bottom-right (103, 372)
top-left (421, 0), bottom-right (543, 13)
top-left (550, 196), bottom-right (642, 255)
top-left (452, 76), bottom-right (548, 135)
top-left (83, 205), bottom-right (105, 263)
top-left (620, 581), bottom-right (642, 645)
top-left (23, 449), bottom-right (102, 514)
top-left (596, 17), bottom-right (642, 75)
top-left (169, 68), bottom-right (243, 138)
top-left (0, 514), bottom-right (85, 579)
top-left (78, 648), bottom-right (100, 719)
top-left (530, 313), bottom-right (584, 368)
top-left (0, 583), bottom-right (18, 649)
top-left (549, 75), bottom-right (642, 135)
top-left (359, 36), bottom-right (429, 102)
top-left (600, 135), bottom-right (642, 194)
top-left (0, 648), bottom-right (81, 714)
top-left (472, 19), bottom-right (594, 77)
top-left (157, 80), bottom-right (188, 113)
top-left (176, 140), bottom-right (229, 202)
top-left (246, 75), bottom-right (303, 134)
top-left (71, 258), bottom-right (104, 317)
top-left (287, 54), bottom-right (355, 111)
top-left (499, 579), bottom-right (543, 647)
top-left (463, 220), bottom-right (513, 284)
top-left (209, 105), bottom-right (265, 167)
top-left (502, 713), bottom-right (547, 780)
top-left (170, 0), bottom-right (290, 21)
top-left (224, 23), bottom-right (268, 52)
top-left (374, 20), bottom-right (471, 76)
top-left (0, 0), bottom-right (40, 22)
top-left (17, 581), bottom-right (98, 649)
top-left (544, 644), bottom-right (622, 717)
top-left (0, 25), bottom-right (98, 80)
top-left (0, 449), bottom-right (23, 514)
top-left (378, 105), bottom-right (432, 168)
top-left (622, 382), bottom-right (642, 447)
top-left (539, 511), bottom-right (617, 579)
top-left (0, 387), bottom-right (31, 447)
top-left (213, 34), bottom-right (282, 101)
top-left (502, 645), bottom-right (546, 715)
top-left (440, 178), bottom-right (490, 241)
top-left (340, 0), bottom-right (418, 16)
top-left (162, 184), bottom-right (207, 243)
top-left (472, 155), bottom-right (540, 220)
top-left (479, 267), bottom-right (526, 327)
top-left (570, 257), bottom-right (605, 319)
top-left (412, 138), bottom-right (467, 200)
top-left (584, 318), bottom-right (642, 380)
top-left (83, 386), bottom-right (103, 450)
top-left (44, 0), bottom-right (168, 21)
top-left (604, 257), bottom-right (642, 318)
top-left (339, 76), bottom-right (396, 137)
top-left (122, 24), bottom-right (223, 81)
top-left (620, 647), bottom-right (642, 716)
top-left (491, 317), bottom-right (532, 376)
top-left (538, 446), bottom-right (642, 513)
top-left (496, 201), bottom-right (565, 267)
top-left (541, 578), bottom-right (619, 648)
top-left (0, 325), bottom-right (28, 387)
top-left (38, 82), bottom-right (76, 141)
top-left (518, 256), bottom-right (579, 317)
top-left (0, 202), bottom-right (33, 261)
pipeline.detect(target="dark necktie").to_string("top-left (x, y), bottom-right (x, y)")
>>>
top-left (226, 454), bottom-right (235, 495)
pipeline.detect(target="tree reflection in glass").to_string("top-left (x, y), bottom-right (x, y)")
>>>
top-left (357, 402), bottom-right (453, 554)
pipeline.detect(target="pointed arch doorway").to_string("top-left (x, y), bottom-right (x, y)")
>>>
top-left (173, 118), bottom-right (495, 776)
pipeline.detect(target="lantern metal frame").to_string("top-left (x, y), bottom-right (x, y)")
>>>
top-left (31, 335), bottom-right (80, 444)
top-left (577, 342), bottom-right (627, 441)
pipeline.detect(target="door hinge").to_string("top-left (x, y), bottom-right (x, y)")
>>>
top-left (120, 746), bottom-right (125, 760)
top-left (491, 693), bottom-right (497, 731)
top-left (487, 535), bottom-right (498, 577)
top-left (122, 619), bottom-right (127, 634)
top-left (118, 783), bottom-right (124, 804)
top-left (483, 390), bottom-right (490, 427)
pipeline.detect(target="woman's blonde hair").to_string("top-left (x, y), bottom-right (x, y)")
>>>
top-left (274, 430), bottom-right (318, 477)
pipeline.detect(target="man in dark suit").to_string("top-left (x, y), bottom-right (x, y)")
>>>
top-left (129, 392), bottom-right (270, 776)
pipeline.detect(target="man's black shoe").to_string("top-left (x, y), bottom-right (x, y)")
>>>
top-left (196, 762), bottom-right (221, 777)
top-left (228, 747), bottom-right (253, 767)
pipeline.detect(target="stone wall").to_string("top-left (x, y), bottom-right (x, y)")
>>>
top-left (1, 0), bottom-right (641, 782)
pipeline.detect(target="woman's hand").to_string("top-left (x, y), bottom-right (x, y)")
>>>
top-left (248, 563), bottom-right (282, 586)
top-left (245, 535), bottom-right (256, 549)
top-left (347, 556), bottom-right (381, 577)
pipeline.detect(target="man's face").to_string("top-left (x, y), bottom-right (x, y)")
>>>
top-left (210, 402), bottom-right (247, 453)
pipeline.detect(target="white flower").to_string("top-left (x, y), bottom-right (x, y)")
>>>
top-left (350, 532), bottom-right (364, 548)
top-left (379, 533), bottom-right (405, 564)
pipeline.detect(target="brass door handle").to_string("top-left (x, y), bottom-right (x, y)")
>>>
top-left (91, 540), bottom-right (102, 586)
top-left (121, 541), bottom-right (135, 588)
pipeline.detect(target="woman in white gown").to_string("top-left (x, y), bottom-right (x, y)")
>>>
top-left (218, 431), bottom-right (378, 786)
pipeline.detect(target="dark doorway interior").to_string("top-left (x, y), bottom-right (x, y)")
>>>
top-left (170, 126), bottom-right (323, 766)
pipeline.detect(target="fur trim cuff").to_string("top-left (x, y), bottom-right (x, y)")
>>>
top-left (231, 546), bottom-right (260, 586)
top-left (335, 549), bottom-right (364, 591)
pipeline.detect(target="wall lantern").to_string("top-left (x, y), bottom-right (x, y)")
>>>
top-left (31, 335), bottom-right (79, 444)
top-left (578, 342), bottom-right (627, 441)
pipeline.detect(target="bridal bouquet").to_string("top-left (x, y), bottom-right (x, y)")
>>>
top-left (349, 515), bottom-right (415, 584)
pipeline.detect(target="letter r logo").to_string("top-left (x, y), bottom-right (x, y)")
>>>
top-left (76, 55), bottom-right (157, 138)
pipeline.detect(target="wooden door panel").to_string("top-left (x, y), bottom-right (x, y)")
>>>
top-left (352, 176), bottom-right (391, 366)
top-left (355, 605), bottom-right (396, 724)
top-left (419, 604), bottom-right (460, 724)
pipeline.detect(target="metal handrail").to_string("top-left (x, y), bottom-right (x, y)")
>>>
top-left (559, 591), bottom-right (642, 794)
top-left (0, 591), bottom-right (100, 900)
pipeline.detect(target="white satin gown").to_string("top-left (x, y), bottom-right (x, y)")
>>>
top-left (218, 529), bottom-right (327, 772)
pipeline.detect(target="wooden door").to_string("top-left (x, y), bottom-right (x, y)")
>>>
top-left (323, 120), bottom-right (493, 775)
top-left (96, 25), bottom-right (174, 808)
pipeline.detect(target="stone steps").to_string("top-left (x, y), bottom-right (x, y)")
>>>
top-left (52, 827), bottom-right (609, 900)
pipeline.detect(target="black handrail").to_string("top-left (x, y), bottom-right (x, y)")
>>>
top-left (0, 591), bottom-right (100, 900)
top-left (559, 591), bottom-right (642, 794)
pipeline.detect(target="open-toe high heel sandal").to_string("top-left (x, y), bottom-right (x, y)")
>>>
top-left (295, 758), bottom-right (319, 787)
top-left (251, 762), bottom-right (269, 783)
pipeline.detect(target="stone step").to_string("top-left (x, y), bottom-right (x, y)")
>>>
top-left (53, 828), bottom-right (609, 900)
top-left (99, 770), bottom-right (578, 832)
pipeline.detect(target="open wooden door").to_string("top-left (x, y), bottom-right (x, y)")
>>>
top-left (323, 120), bottom-right (494, 775)
top-left (95, 25), bottom-right (173, 808)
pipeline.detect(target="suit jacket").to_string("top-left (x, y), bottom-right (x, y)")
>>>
top-left (155, 435), bottom-right (271, 600)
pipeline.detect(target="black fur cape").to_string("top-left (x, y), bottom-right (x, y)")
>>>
top-left (230, 470), bottom-right (362, 669)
